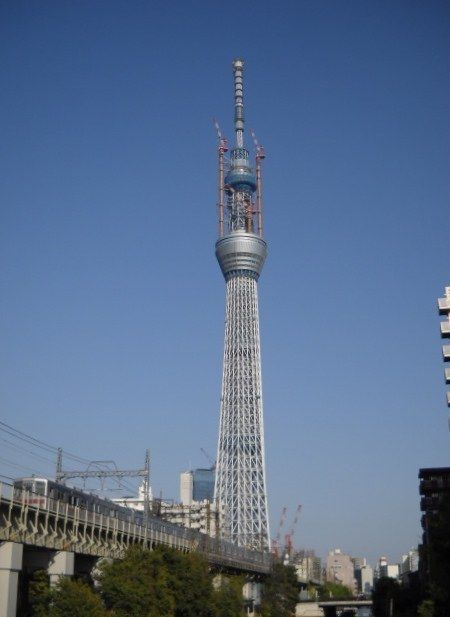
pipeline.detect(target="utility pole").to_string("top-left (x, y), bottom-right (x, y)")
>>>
top-left (56, 447), bottom-right (63, 482)
top-left (55, 450), bottom-right (150, 498)
top-left (143, 449), bottom-right (151, 519)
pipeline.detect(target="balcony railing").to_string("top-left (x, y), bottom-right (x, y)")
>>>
top-left (420, 478), bottom-right (450, 493)
top-left (438, 296), bottom-right (450, 315)
top-left (443, 346), bottom-right (450, 362)
top-left (440, 321), bottom-right (450, 338)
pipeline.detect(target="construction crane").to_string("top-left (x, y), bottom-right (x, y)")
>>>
top-left (250, 128), bottom-right (266, 160)
top-left (272, 506), bottom-right (287, 558)
top-left (200, 447), bottom-right (216, 468)
top-left (213, 119), bottom-right (229, 238)
top-left (250, 129), bottom-right (266, 236)
top-left (284, 504), bottom-right (302, 563)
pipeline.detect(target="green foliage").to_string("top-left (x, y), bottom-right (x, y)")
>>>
top-left (49, 578), bottom-right (108, 617)
top-left (98, 545), bottom-right (231, 616)
top-left (318, 581), bottom-right (353, 600)
top-left (212, 576), bottom-right (244, 617)
top-left (306, 584), bottom-right (318, 600)
top-left (98, 546), bottom-right (175, 616)
top-left (418, 600), bottom-right (435, 617)
top-left (372, 577), bottom-right (421, 617)
top-left (260, 563), bottom-right (299, 617)
top-left (26, 546), bottom-right (301, 617)
top-left (211, 576), bottom-right (245, 617)
top-left (28, 570), bottom-right (52, 617)
top-left (161, 548), bottom-right (215, 617)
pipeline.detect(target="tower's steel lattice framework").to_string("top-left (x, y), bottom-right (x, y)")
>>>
top-left (214, 59), bottom-right (270, 550)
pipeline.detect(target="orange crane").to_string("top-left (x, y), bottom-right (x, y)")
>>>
top-left (272, 506), bottom-right (287, 558)
top-left (284, 504), bottom-right (302, 562)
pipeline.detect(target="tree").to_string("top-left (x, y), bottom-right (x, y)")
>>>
top-left (418, 600), bottom-right (435, 617)
top-left (318, 582), bottom-right (353, 600)
top-left (211, 575), bottom-right (245, 617)
top-left (98, 545), bottom-right (220, 617)
top-left (260, 563), bottom-right (299, 617)
top-left (98, 546), bottom-right (175, 617)
top-left (372, 577), bottom-right (421, 617)
top-left (160, 549), bottom-right (215, 617)
top-left (49, 578), bottom-right (108, 617)
top-left (28, 570), bottom-right (52, 617)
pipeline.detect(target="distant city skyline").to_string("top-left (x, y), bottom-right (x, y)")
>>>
top-left (1, 1), bottom-right (449, 566)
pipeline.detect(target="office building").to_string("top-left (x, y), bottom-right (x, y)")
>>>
top-left (326, 549), bottom-right (356, 592)
top-left (179, 467), bottom-right (215, 506)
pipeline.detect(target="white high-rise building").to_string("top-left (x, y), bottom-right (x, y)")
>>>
top-left (180, 471), bottom-right (193, 506)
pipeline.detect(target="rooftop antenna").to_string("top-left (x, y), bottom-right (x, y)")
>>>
top-left (233, 58), bottom-right (245, 148)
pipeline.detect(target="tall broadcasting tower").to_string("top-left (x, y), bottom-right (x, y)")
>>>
top-left (214, 59), bottom-right (270, 550)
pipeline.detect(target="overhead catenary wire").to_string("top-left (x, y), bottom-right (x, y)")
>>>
top-left (0, 455), bottom-right (48, 477)
top-left (0, 420), bottom-right (93, 465)
top-left (1, 438), bottom-right (57, 467)
top-left (0, 420), bottom-right (142, 496)
top-left (0, 474), bottom-right (16, 482)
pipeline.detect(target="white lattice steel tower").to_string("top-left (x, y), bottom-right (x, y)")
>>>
top-left (214, 59), bottom-right (270, 550)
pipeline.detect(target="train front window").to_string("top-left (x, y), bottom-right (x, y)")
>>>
top-left (34, 481), bottom-right (46, 496)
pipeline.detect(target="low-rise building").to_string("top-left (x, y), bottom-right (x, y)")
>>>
top-left (113, 483), bottom-right (222, 537)
top-left (159, 499), bottom-right (222, 536)
top-left (112, 483), bottom-right (152, 511)
top-left (399, 549), bottom-right (419, 586)
top-left (351, 557), bottom-right (366, 593)
top-left (376, 556), bottom-right (399, 581)
top-left (293, 550), bottom-right (322, 584)
top-left (360, 564), bottom-right (373, 595)
top-left (326, 549), bottom-right (356, 593)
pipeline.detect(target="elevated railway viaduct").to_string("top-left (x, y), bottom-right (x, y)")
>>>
top-left (0, 481), bottom-right (271, 616)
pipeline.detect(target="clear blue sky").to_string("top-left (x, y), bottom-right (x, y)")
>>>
top-left (1, 1), bottom-right (449, 566)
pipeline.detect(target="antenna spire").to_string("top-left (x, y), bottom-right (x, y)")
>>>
top-left (233, 58), bottom-right (244, 147)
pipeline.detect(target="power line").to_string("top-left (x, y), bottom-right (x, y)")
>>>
top-left (0, 455), bottom-right (47, 477)
top-left (0, 425), bottom-right (57, 455)
top-left (0, 438), bottom-right (56, 467)
top-left (0, 420), bottom-right (142, 497)
top-left (0, 420), bottom-right (92, 465)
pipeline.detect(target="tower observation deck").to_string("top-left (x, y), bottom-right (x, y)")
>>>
top-left (214, 59), bottom-right (270, 550)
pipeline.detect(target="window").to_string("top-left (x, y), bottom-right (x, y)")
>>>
top-left (35, 481), bottom-right (46, 496)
